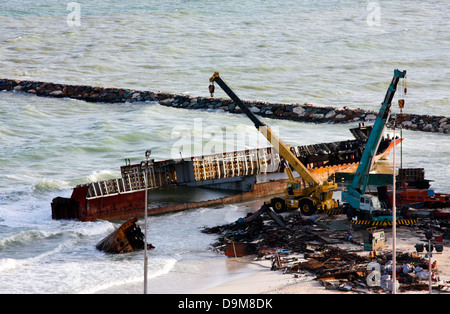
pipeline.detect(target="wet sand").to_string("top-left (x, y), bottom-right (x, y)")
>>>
top-left (196, 217), bottom-right (450, 295)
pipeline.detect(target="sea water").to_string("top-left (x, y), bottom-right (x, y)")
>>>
top-left (0, 0), bottom-right (448, 293)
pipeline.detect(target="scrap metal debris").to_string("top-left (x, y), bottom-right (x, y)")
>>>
top-left (202, 204), bottom-right (322, 255)
top-left (96, 217), bottom-right (154, 254)
top-left (202, 204), bottom-right (450, 293)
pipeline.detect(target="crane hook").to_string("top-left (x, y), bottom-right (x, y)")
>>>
top-left (209, 83), bottom-right (215, 97)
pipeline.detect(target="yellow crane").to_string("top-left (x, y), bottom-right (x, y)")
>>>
top-left (209, 72), bottom-right (338, 215)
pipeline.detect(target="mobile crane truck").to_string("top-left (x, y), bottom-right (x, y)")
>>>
top-left (342, 69), bottom-right (417, 227)
top-left (209, 72), bottom-right (339, 216)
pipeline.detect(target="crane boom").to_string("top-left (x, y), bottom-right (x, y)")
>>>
top-left (343, 69), bottom-right (406, 211)
top-left (209, 72), bottom-right (265, 129)
top-left (209, 72), bottom-right (318, 184)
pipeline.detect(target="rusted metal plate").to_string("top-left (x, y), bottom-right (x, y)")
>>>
top-left (224, 242), bottom-right (258, 257)
top-left (317, 271), bottom-right (366, 281)
top-left (96, 217), bottom-right (154, 254)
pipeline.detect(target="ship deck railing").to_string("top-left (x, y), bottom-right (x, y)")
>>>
top-left (85, 147), bottom-right (281, 200)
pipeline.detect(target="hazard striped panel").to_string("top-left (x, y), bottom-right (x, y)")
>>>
top-left (350, 219), bottom-right (418, 227)
top-left (324, 209), bottom-right (345, 215)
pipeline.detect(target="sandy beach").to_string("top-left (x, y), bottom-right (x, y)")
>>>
top-left (195, 257), bottom-right (332, 294)
top-left (95, 201), bottom-right (449, 296)
top-left (195, 214), bottom-right (450, 295)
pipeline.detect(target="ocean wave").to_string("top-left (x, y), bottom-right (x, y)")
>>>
top-left (75, 257), bottom-right (177, 294)
top-left (0, 219), bottom-right (113, 250)
top-left (65, 220), bottom-right (115, 238)
top-left (0, 237), bottom-right (76, 274)
top-left (32, 178), bottom-right (72, 192)
top-left (148, 257), bottom-right (178, 279)
top-left (0, 229), bottom-right (51, 249)
top-left (82, 170), bottom-right (121, 184)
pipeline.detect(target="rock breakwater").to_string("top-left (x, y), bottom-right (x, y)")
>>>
top-left (1, 78), bottom-right (448, 134)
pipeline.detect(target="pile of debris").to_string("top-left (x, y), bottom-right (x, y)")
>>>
top-left (202, 204), bottom-right (328, 256)
top-left (291, 250), bottom-right (438, 293)
top-left (202, 205), bottom-right (449, 293)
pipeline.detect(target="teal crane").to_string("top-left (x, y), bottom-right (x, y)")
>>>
top-left (342, 69), bottom-right (416, 227)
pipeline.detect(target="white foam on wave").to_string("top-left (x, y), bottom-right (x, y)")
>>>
top-left (55, 219), bottom-right (115, 238)
top-left (0, 258), bottom-right (19, 272)
top-left (0, 229), bottom-right (52, 249)
top-left (0, 198), bottom-right (56, 229)
top-left (0, 237), bottom-right (76, 274)
top-left (83, 169), bottom-right (120, 184)
top-left (75, 257), bottom-right (178, 294)
top-left (32, 178), bottom-right (72, 192)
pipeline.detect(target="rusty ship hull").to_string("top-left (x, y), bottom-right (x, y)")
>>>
top-left (52, 178), bottom-right (291, 221)
top-left (95, 217), bottom-right (154, 253)
top-left (52, 126), bottom-right (400, 222)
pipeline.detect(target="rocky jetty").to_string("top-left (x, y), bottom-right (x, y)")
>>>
top-left (1, 78), bottom-right (448, 134)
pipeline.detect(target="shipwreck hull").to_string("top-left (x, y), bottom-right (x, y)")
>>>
top-left (96, 217), bottom-right (154, 253)
top-left (52, 179), bottom-right (290, 222)
top-left (50, 150), bottom-right (392, 222)
top-left (51, 126), bottom-right (400, 222)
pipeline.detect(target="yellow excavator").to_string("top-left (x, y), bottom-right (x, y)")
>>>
top-left (209, 72), bottom-right (339, 215)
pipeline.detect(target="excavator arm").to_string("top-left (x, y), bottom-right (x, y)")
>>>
top-left (209, 72), bottom-right (318, 185)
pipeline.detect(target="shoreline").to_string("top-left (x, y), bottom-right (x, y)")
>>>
top-left (195, 214), bottom-right (450, 295)
top-left (193, 257), bottom-right (329, 294)
top-left (96, 217), bottom-right (450, 295)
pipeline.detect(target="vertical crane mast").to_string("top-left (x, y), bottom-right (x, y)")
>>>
top-left (343, 69), bottom-right (406, 210)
